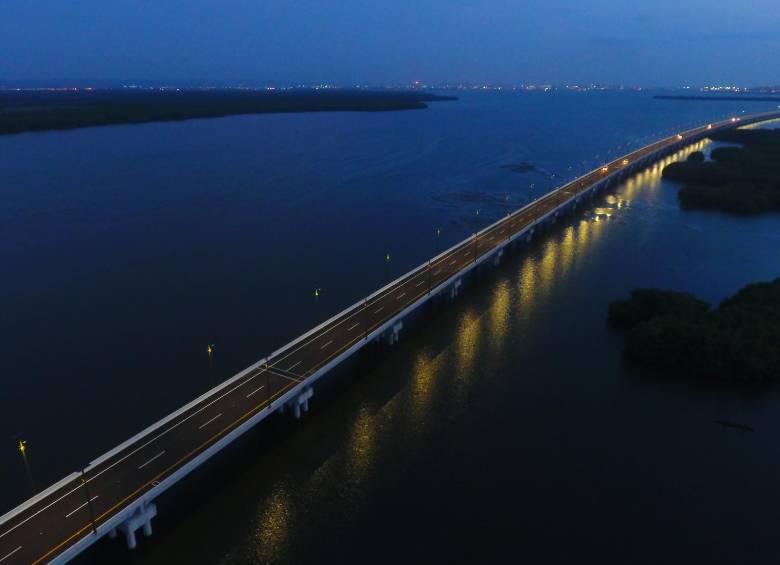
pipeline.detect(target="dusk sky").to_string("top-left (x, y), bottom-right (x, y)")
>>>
top-left (2, 0), bottom-right (779, 86)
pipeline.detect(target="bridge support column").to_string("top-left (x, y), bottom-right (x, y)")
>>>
top-left (288, 387), bottom-right (313, 419)
top-left (384, 321), bottom-right (403, 345)
top-left (116, 501), bottom-right (157, 550)
top-left (493, 248), bottom-right (503, 266)
top-left (449, 278), bottom-right (462, 299)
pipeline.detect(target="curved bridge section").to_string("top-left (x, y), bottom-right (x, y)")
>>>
top-left (2, 109), bottom-right (780, 564)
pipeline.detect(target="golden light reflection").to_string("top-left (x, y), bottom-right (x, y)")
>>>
top-left (538, 239), bottom-right (558, 291)
top-left (409, 349), bottom-right (444, 423)
top-left (517, 256), bottom-right (539, 321)
top-left (346, 405), bottom-right (377, 483)
top-left (557, 225), bottom-right (575, 279)
top-left (487, 279), bottom-right (511, 354)
top-left (254, 483), bottom-right (293, 560)
top-left (454, 309), bottom-right (481, 382)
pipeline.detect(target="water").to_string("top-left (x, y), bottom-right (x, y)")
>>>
top-left (2, 91), bottom-right (780, 563)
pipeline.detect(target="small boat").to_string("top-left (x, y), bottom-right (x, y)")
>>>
top-left (714, 419), bottom-right (754, 432)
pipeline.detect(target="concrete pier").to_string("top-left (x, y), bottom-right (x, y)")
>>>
top-left (115, 502), bottom-right (157, 550)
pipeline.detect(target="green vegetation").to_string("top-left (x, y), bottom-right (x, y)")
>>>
top-left (663, 128), bottom-right (780, 213)
top-left (0, 89), bottom-right (456, 135)
top-left (608, 278), bottom-right (780, 381)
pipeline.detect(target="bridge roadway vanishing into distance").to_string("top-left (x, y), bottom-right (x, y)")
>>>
top-left (2, 109), bottom-right (780, 564)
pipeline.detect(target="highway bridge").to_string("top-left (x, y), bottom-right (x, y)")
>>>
top-left (2, 109), bottom-right (779, 564)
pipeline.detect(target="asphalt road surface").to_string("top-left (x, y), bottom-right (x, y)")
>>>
top-left (2, 110), bottom-right (778, 564)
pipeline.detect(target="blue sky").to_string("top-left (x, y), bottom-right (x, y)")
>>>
top-left (2, 0), bottom-right (779, 86)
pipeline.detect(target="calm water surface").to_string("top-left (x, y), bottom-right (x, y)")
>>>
top-left (2, 92), bottom-right (779, 563)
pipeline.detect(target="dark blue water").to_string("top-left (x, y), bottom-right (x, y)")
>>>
top-left (2, 92), bottom-right (780, 563)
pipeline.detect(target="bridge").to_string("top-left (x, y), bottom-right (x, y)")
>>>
top-left (2, 109), bottom-right (779, 564)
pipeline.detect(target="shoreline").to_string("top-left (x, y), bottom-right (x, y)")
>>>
top-left (0, 89), bottom-right (457, 136)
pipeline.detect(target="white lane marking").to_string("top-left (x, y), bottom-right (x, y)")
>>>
top-left (434, 270), bottom-right (441, 275)
top-left (373, 306), bottom-right (384, 314)
top-left (137, 450), bottom-right (166, 471)
top-left (347, 322), bottom-right (360, 331)
top-left (267, 264), bottom-right (431, 368)
top-left (287, 361), bottom-right (302, 371)
top-left (449, 260), bottom-right (457, 266)
top-left (320, 340), bottom-right (333, 350)
top-left (0, 122), bottom-right (717, 541)
top-left (93, 374), bottom-right (256, 478)
top-left (65, 496), bottom-right (99, 519)
top-left (0, 547), bottom-right (22, 563)
top-left (397, 292), bottom-right (406, 300)
top-left (246, 385), bottom-right (265, 399)
top-left (416, 280), bottom-right (424, 287)
top-left (0, 371), bottom-right (260, 541)
top-left (198, 413), bottom-right (223, 430)
top-left (462, 252), bottom-right (469, 257)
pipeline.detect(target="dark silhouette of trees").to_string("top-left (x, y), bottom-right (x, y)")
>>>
top-left (609, 278), bottom-right (780, 381)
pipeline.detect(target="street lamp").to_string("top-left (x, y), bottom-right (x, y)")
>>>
top-left (383, 253), bottom-right (392, 284)
top-left (80, 468), bottom-right (98, 535)
top-left (473, 209), bottom-right (481, 262)
top-left (18, 438), bottom-right (36, 495)
top-left (314, 288), bottom-right (322, 324)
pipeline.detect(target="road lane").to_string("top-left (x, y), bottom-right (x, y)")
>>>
top-left (3, 110), bottom-right (778, 564)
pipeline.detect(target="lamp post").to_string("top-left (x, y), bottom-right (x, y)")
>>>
top-left (363, 298), bottom-right (369, 340)
top-left (265, 361), bottom-right (271, 408)
top-left (384, 253), bottom-right (391, 283)
top-left (473, 209), bottom-right (480, 262)
top-left (80, 468), bottom-right (98, 535)
top-left (206, 342), bottom-right (215, 365)
top-left (18, 439), bottom-right (36, 496)
top-left (314, 288), bottom-right (321, 325)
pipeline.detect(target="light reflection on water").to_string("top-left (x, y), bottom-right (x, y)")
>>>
top-left (345, 405), bottom-right (378, 484)
top-left (81, 132), bottom-right (780, 564)
top-left (251, 483), bottom-right (293, 563)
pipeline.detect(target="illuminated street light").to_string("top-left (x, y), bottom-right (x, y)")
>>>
top-left (18, 438), bottom-right (36, 495)
top-left (384, 253), bottom-right (391, 283)
top-left (314, 287), bottom-right (322, 324)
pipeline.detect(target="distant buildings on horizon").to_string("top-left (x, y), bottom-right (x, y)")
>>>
top-left (1, 79), bottom-right (779, 95)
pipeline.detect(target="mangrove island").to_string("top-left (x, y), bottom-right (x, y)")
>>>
top-left (0, 89), bottom-right (457, 135)
top-left (662, 127), bottom-right (780, 214)
top-left (608, 278), bottom-right (780, 381)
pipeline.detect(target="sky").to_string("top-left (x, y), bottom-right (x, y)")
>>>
top-left (1, 0), bottom-right (779, 87)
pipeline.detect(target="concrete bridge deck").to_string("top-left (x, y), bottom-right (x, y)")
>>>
top-left (2, 109), bottom-right (779, 564)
